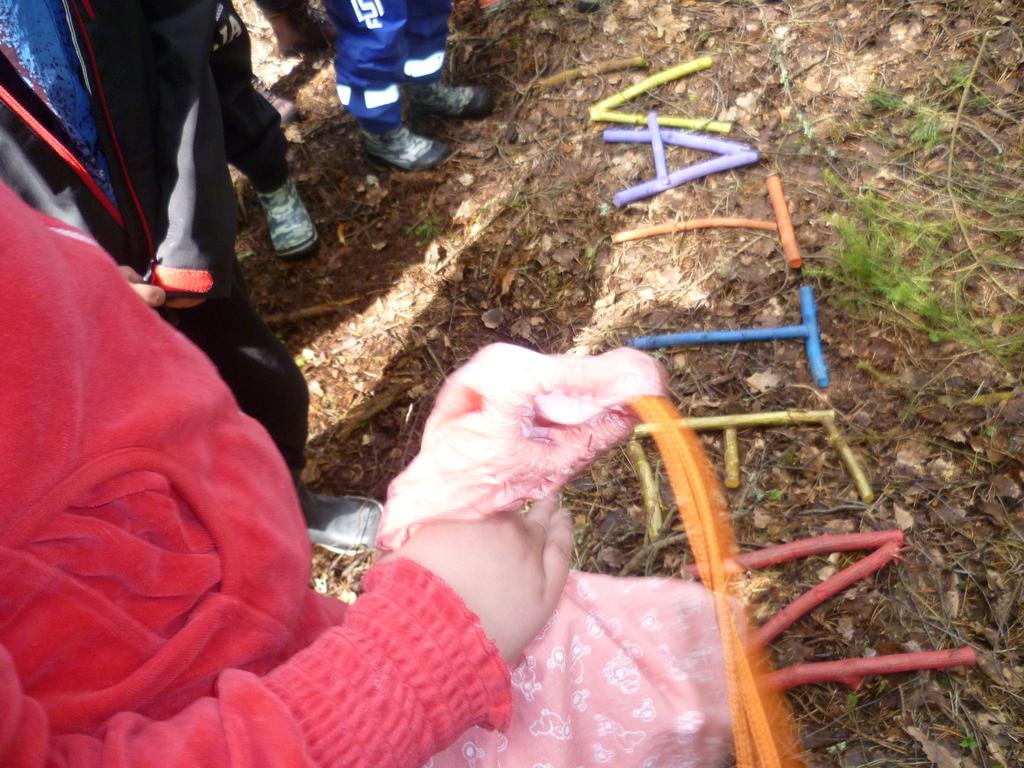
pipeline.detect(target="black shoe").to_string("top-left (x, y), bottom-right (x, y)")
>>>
top-left (362, 126), bottom-right (450, 171)
top-left (578, 0), bottom-right (604, 10)
top-left (253, 77), bottom-right (299, 126)
top-left (297, 483), bottom-right (382, 553)
top-left (405, 82), bottom-right (494, 119)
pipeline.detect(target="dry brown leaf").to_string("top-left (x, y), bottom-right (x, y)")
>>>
top-left (905, 726), bottom-right (978, 768)
top-left (745, 370), bottom-right (781, 393)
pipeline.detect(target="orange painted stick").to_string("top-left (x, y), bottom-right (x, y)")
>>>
top-left (630, 395), bottom-right (804, 768)
top-left (612, 218), bottom-right (778, 243)
top-left (766, 175), bottom-right (802, 269)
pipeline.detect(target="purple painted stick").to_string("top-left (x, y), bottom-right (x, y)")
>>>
top-left (604, 128), bottom-right (753, 156)
top-left (613, 150), bottom-right (760, 206)
top-left (647, 111), bottom-right (669, 181)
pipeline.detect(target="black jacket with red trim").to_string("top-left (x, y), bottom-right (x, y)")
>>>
top-left (0, 0), bottom-right (235, 297)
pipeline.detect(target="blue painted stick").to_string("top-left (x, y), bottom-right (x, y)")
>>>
top-left (613, 151), bottom-right (759, 206)
top-left (628, 286), bottom-right (829, 387)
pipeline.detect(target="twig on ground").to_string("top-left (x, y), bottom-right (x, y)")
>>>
top-left (330, 383), bottom-right (409, 447)
top-left (945, 33), bottom-right (1018, 303)
top-left (535, 56), bottom-right (648, 91)
top-left (612, 217), bottom-right (778, 244)
top-left (265, 297), bottom-right (362, 324)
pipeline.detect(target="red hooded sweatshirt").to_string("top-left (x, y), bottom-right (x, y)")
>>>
top-left (0, 182), bottom-right (511, 767)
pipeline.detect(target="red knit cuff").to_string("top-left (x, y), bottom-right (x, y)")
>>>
top-left (265, 558), bottom-right (510, 767)
top-left (363, 559), bottom-right (512, 729)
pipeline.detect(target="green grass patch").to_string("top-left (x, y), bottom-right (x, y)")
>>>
top-left (865, 88), bottom-right (905, 113)
top-left (815, 172), bottom-right (1024, 367)
top-left (412, 218), bottom-right (440, 241)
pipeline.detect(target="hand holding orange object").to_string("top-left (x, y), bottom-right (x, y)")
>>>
top-left (630, 394), bottom-right (804, 768)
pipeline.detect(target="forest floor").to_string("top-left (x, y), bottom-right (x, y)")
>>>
top-left (239, 1), bottom-right (1023, 765)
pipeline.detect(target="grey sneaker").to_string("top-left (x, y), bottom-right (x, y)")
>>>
top-left (256, 176), bottom-right (318, 259)
top-left (362, 126), bottom-right (450, 171)
top-left (406, 81), bottom-right (494, 119)
top-left (298, 484), bottom-right (382, 554)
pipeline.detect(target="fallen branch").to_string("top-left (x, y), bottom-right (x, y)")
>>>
top-left (612, 217), bottom-right (778, 244)
top-left (535, 56), bottom-right (648, 91)
top-left (265, 297), bottom-right (362, 325)
top-left (769, 647), bottom-right (977, 690)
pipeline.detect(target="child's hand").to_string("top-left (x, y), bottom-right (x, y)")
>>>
top-left (379, 343), bottom-right (667, 549)
top-left (388, 495), bottom-right (572, 663)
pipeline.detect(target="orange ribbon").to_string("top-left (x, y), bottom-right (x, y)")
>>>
top-left (629, 395), bottom-right (804, 768)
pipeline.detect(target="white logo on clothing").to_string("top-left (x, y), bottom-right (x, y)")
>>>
top-left (350, 0), bottom-right (384, 29)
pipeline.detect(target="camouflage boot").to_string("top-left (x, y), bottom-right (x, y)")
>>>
top-left (362, 126), bottom-right (450, 171)
top-left (405, 81), bottom-right (494, 119)
top-left (256, 176), bottom-right (318, 259)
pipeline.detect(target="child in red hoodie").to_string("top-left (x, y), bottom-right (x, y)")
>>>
top-left (0, 181), bottom-right (673, 767)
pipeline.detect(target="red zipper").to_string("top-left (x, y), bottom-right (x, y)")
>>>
top-left (0, 82), bottom-right (124, 227)
top-left (68, 1), bottom-right (156, 258)
top-left (78, 0), bottom-right (95, 20)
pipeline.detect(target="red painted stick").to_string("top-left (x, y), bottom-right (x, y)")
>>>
top-left (753, 539), bottom-right (903, 647)
top-left (684, 531), bottom-right (905, 577)
top-left (768, 647), bottom-right (977, 690)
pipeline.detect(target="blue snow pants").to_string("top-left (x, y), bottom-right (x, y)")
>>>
top-left (323, 0), bottom-right (452, 133)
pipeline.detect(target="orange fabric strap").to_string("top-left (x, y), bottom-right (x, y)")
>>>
top-left (629, 395), bottom-right (804, 768)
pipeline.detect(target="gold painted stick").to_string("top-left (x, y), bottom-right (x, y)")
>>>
top-left (634, 409), bottom-right (835, 436)
top-left (634, 410), bottom-right (875, 503)
top-left (723, 428), bottom-right (741, 489)
top-left (820, 416), bottom-right (875, 503)
top-left (626, 440), bottom-right (663, 540)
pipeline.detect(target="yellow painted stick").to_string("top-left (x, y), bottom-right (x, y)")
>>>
top-left (591, 56), bottom-right (715, 113)
top-left (591, 109), bottom-right (733, 133)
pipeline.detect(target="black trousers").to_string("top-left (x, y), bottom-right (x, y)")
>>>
top-left (171, 262), bottom-right (310, 473)
top-left (212, 0), bottom-right (290, 192)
